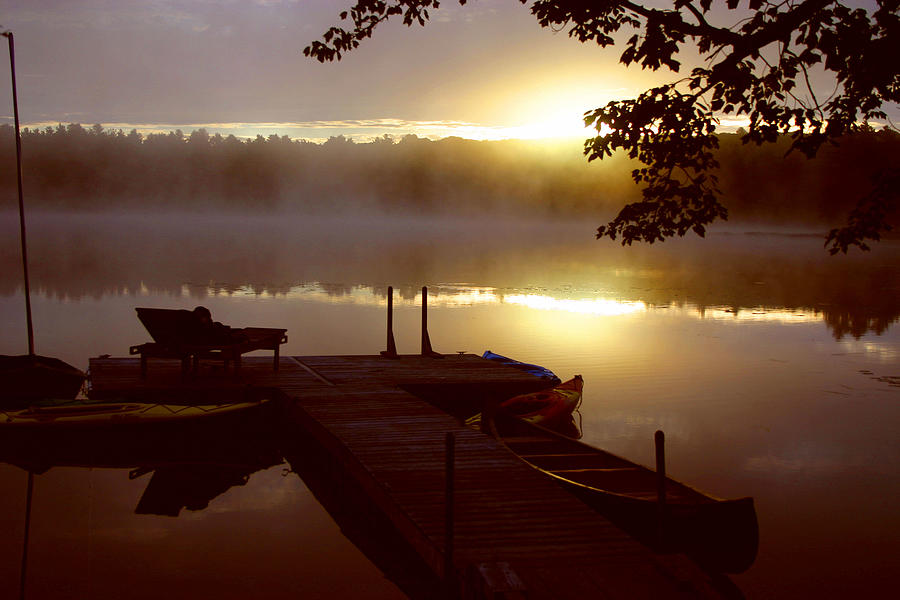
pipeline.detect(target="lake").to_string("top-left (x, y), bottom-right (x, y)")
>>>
top-left (1, 211), bottom-right (898, 598)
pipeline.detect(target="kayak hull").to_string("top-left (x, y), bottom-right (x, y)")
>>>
top-left (466, 375), bottom-right (583, 430)
top-left (501, 375), bottom-right (583, 427)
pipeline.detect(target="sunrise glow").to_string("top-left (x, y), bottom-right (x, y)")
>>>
top-left (503, 294), bottom-right (647, 316)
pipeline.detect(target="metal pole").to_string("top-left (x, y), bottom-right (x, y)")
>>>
top-left (655, 430), bottom-right (666, 549)
top-left (3, 31), bottom-right (35, 356)
top-left (421, 286), bottom-right (429, 354)
top-left (444, 431), bottom-right (456, 587)
top-left (19, 471), bottom-right (34, 600)
top-left (380, 286), bottom-right (398, 358)
top-left (420, 286), bottom-right (441, 358)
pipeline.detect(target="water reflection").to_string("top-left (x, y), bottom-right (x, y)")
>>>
top-left (0, 404), bottom-right (439, 598)
top-left (2, 212), bottom-right (897, 598)
top-left (503, 294), bottom-right (647, 315)
top-left (0, 399), bottom-right (442, 600)
top-left (1, 212), bottom-right (897, 339)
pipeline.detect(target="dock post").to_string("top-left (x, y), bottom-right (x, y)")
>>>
top-left (481, 396), bottom-right (498, 435)
top-left (421, 286), bottom-right (443, 358)
top-left (444, 431), bottom-right (456, 591)
top-left (19, 471), bottom-right (33, 600)
top-left (380, 286), bottom-right (399, 359)
top-left (655, 430), bottom-right (667, 550)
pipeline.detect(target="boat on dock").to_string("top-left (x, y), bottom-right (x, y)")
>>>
top-left (488, 415), bottom-right (759, 573)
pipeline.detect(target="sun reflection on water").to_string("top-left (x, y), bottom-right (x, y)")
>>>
top-left (503, 294), bottom-right (647, 316)
top-left (209, 283), bottom-right (835, 327)
top-left (693, 306), bottom-right (821, 324)
top-left (837, 339), bottom-right (899, 362)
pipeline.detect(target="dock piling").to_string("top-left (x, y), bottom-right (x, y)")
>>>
top-left (380, 286), bottom-right (399, 359)
top-left (421, 286), bottom-right (443, 358)
top-left (444, 431), bottom-right (456, 589)
top-left (655, 429), bottom-right (667, 549)
top-left (19, 471), bottom-right (33, 600)
top-left (481, 397), bottom-right (498, 435)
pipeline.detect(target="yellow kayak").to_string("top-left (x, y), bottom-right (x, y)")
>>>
top-left (1, 399), bottom-right (273, 429)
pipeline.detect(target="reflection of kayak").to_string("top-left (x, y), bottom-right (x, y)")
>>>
top-left (481, 350), bottom-right (560, 385)
top-left (490, 416), bottom-right (759, 574)
top-left (548, 414), bottom-right (583, 440)
top-left (467, 375), bottom-right (583, 428)
top-left (0, 398), bottom-right (283, 516)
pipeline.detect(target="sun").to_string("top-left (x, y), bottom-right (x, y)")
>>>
top-left (476, 79), bottom-right (627, 141)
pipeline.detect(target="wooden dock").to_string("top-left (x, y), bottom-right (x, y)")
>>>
top-left (89, 354), bottom-right (727, 599)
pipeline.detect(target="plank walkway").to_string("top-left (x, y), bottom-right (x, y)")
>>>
top-left (89, 355), bottom-right (725, 599)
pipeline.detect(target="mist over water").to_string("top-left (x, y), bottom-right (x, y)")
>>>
top-left (1, 210), bottom-right (899, 598)
top-left (1, 210), bottom-right (896, 340)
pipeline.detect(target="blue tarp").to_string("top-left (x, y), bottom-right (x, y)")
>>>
top-left (481, 350), bottom-right (561, 385)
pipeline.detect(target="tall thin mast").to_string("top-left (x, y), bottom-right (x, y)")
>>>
top-left (4, 31), bottom-right (35, 356)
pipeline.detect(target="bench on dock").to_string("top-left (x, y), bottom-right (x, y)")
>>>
top-left (129, 307), bottom-right (287, 378)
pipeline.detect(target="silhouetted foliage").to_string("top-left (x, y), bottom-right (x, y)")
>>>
top-left (305, 0), bottom-right (900, 253)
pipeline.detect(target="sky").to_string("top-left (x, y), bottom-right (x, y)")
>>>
top-left (0, 0), bottom-right (675, 142)
top-left (0, 1), bottom-right (893, 143)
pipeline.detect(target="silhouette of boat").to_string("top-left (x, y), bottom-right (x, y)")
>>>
top-left (466, 375), bottom-right (582, 428)
top-left (1, 354), bottom-right (85, 408)
top-left (488, 415), bottom-right (758, 573)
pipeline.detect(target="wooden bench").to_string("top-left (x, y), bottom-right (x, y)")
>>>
top-left (129, 308), bottom-right (287, 379)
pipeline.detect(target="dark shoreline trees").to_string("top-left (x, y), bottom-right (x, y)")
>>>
top-left (305, 0), bottom-right (900, 253)
top-left (0, 123), bottom-right (898, 231)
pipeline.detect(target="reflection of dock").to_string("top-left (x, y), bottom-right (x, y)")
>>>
top-left (89, 355), bottom-right (725, 598)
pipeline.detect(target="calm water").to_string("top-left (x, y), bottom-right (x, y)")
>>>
top-left (1, 212), bottom-right (898, 598)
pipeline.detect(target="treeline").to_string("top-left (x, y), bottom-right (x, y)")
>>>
top-left (0, 123), bottom-right (897, 224)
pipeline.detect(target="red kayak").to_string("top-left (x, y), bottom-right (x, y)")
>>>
top-left (501, 375), bottom-right (583, 425)
top-left (467, 375), bottom-right (583, 428)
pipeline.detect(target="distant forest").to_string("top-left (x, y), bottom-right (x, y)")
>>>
top-left (1, 123), bottom-right (898, 225)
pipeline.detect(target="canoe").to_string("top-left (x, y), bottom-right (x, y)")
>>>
top-left (467, 375), bottom-right (583, 428)
top-left (488, 415), bottom-right (758, 573)
top-left (0, 354), bottom-right (85, 406)
top-left (481, 350), bottom-right (561, 385)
